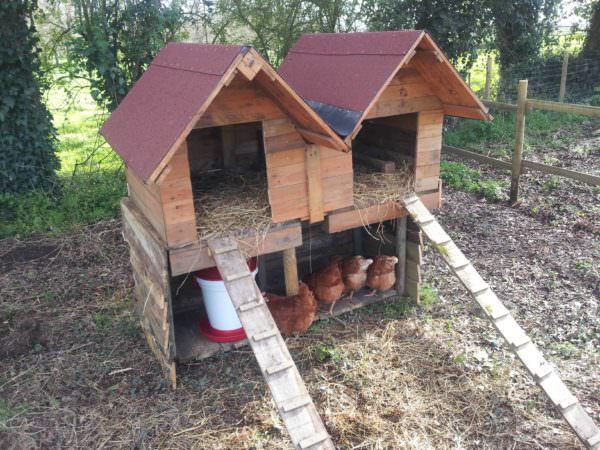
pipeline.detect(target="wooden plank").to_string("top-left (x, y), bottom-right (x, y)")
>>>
top-left (415, 163), bottom-right (440, 179)
top-left (194, 78), bottom-right (288, 129)
top-left (522, 159), bottom-right (600, 186)
top-left (366, 95), bottom-right (443, 119)
top-left (326, 202), bottom-right (405, 233)
top-left (444, 104), bottom-right (490, 120)
top-left (511, 80), bottom-right (528, 203)
top-left (306, 145), bottom-right (324, 223)
top-left (354, 153), bottom-right (396, 173)
top-left (395, 217), bottom-right (407, 294)
top-left (443, 145), bottom-right (512, 170)
top-left (282, 247), bottom-right (299, 296)
top-left (169, 222), bottom-right (303, 276)
top-left (220, 125), bottom-right (236, 169)
top-left (125, 168), bottom-right (166, 241)
top-left (158, 142), bottom-right (197, 247)
top-left (443, 145), bottom-right (600, 186)
top-left (483, 100), bottom-right (518, 112)
top-left (296, 127), bottom-right (346, 152)
top-left (527, 99), bottom-right (600, 117)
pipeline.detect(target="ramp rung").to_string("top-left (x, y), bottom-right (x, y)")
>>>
top-left (403, 194), bottom-right (419, 205)
top-left (299, 432), bottom-right (330, 449)
top-left (533, 363), bottom-right (554, 382)
top-left (238, 299), bottom-right (263, 312)
top-left (252, 328), bottom-right (278, 342)
top-left (587, 433), bottom-right (600, 447)
top-left (266, 360), bottom-right (294, 375)
top-left (224, 271), bottom-right (251, 282)
top-left (453, 262), bottom-right (470, 271)
top-left (559, 395), bottom-right (578, 412)
top-left (510, 334), bottom-right (531, 350)
top-left (281, 395), bottom-right (312, 413)
top-left (211, 243), bottom-right (238, 255)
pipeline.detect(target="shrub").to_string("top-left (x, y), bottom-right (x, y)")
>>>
top-left (0, 1), bottom-right (59, 193)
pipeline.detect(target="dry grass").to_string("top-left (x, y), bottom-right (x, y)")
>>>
top-left (353, 163), bottom-right (414, 209)
top-left (192, 170), bottom-right (273, 254)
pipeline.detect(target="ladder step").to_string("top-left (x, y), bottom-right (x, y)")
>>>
top-left (587, 433), bottom-right (600, 447)
top-left (511, 334), bottom-right (532, 350)
top-left (559, 394), bottom-right (578, 412)
top-left (238, 299), bottom-right (263, 312)
top-left (265, 360), bottom-right (294, 375)
top-left (299, 431), bottom-right (330, 449)
top-left (533, 363), bottom-right (554, 382)
top-left (281, 395), bottom-right (312, 413)
top-left (252, 328), bottom-right (278, 342)
top-left (211, 243), bottom-right (238, 255)
top-left (472, 285), bottom-right (490, 297)
top-left (403, 195), bottom-right (419, 205)
top-left (453, 262), bottom-right (470, 271)
top-left (224, 271), bottom-right (251, 282)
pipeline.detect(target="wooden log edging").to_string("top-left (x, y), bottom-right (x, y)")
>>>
top-left (442, 145), bottom-right (600, 186)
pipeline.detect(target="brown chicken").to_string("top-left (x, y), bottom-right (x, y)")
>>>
top-left (264, 282), bottom-right (317, 336)
top-left (304, 260), bottom-right (345, 315)
top-left (339, 256), bottom-right (373, 299)
top-left (366, 255), bottom-right (399, 295)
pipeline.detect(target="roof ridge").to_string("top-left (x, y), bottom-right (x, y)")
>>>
top-left (151, 62), bottom-right (227, 77)
top-left (288, 49), bottom-right (409, 57)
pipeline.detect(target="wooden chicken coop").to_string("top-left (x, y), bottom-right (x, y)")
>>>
top-left (102, 34), bottom-right (489, 391)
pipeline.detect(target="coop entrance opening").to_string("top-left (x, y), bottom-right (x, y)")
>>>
top-left (351, 113), bottom-right (417, 209)
top-left (186, 122), bottom-right (273, 243)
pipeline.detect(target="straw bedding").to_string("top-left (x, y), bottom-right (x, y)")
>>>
top-left (192, 163), bottom-right (414, 246)
top-left (192, 170), bottom-right (273, 253)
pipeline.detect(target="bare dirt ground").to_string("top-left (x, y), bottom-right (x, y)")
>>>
top-left (0, 169), bottom-right (598, 449)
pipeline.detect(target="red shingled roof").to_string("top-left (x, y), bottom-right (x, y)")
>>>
top-left (279, 30), bottom-right (423, 113)
top-left (101, 43), bottom-right (245, 182)
top-left (279, 31), bottom-right (489, 138)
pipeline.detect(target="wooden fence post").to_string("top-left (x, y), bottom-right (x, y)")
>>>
top-left (559, 51), bottom-right (569, 103)
top-left (510, 79), bottom-right (528, 204)
top-left (282, 247), bottom-right (299, 296)
top-left (484, 55), bottom-right (493, 99)
top-left (395, 216), bottom-right (407, 295)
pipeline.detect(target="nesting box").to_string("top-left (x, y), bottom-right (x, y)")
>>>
top-left (101, 34), bottom-right (489, 387)
top-left (279, 30), bottom-right (490, 233)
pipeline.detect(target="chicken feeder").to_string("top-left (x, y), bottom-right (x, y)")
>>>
top-left (195, 258), bottom-right (257, 343)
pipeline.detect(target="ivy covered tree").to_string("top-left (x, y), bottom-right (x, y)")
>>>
top-left (0, 0), bottom-right (59, 193)
top-left (68, 0), bottom-right (187, 110)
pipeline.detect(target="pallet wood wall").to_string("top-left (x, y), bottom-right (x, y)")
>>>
top-left (157, 142), bottom-right (197, 248)
top-left (366, 68), bottom-right (443, 119)
top-left (264, 118), bottom-right (353, 223)
top-left (121, 198), bottom-right (177, 387)
top-left (414, 110), bottom-right (444, 196)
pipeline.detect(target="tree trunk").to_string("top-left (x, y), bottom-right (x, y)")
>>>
top-left (582, 1), bottom-right (600, 56)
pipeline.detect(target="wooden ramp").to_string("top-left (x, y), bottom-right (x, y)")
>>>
top-left (401, 193), bottom-right (600, 450)
top-left (206, 237), bottom-right (334, 450)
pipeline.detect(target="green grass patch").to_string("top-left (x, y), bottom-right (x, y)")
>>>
top-left (1, 80), bottom-right (125, 238)
top-left (445, 110), bottom-right (595, 157)
top-left (419, 283), bottom-right (439, 311)
top-left (0, 399), bottom-right (22, 430)
top-left (440, 161), bottom-right (507, 202)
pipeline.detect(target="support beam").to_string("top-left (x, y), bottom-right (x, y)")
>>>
top-left (283, 247), bottom-right (299, 296)
top-left (395, 216), bottom-right (407, 295)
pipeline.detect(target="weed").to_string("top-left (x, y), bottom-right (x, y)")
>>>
top-left (542, 176), bottom-right (561, 193)
top-left (550, 342), bottom-right (579, 359)
top-left (453, 353), bottom-right (467, 365)
top-left (312, 344), bottom-right (344, 363)
top-left (420, 284), bottom-right (439, 311)
top-left (94, 312), bottom-right (112, 328)
top-left (0, 399), bottom-right (21, 429)
top-left (440, 161), bottom-right (507, 202)
top-left (575, 258), bottom-right (593, 271)
top-left (116, 316), bottom-right (139, 338)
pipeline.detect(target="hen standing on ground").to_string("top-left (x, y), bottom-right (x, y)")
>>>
top-left (366, 255), bottom-right (399, 295)
top-left (264, 282), bottom-right (317, 336)
top-left (339, 256), bottom-right (373, 300)
top-left (304, 260), bottom-right (345, 315)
